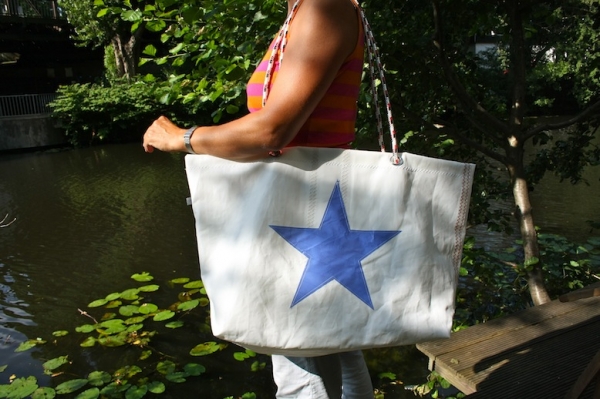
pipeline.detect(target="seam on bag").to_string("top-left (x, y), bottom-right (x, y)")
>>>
top-left (451, 164), bottom-right (474, 273)
top-left (308, 151), bottom-right (319, 225)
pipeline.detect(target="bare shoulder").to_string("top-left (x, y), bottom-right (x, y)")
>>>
top-left (298, 0), bottom-right (357, 23)
top-left (290, 0), bottom-right (359, 57)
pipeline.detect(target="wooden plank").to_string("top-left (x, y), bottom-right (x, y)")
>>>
top-left (560, 287), bottom-right (600, 302)
top-left (417, 295), bottom-right (599, 361)
top-left (418, 295), bottom-right (600, 363)
top-left (465, 321), bottom-right (600, 398)
top-left (442, 305), bottom-right (600, 379)
top-left (565, 349), bottom-right (600, 399)
top-left (416, 293), bottom-right (600, 396)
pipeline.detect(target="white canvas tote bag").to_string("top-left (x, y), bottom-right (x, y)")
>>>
top-left (184, 0), bottom-right (475, 356)
top-left (185, 148), bottom-right (474, 356)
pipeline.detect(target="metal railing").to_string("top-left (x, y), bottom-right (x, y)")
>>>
top-left (0, 0), bottom-right (64, 20)
top-left (0, 93), bottom-right (57, 118)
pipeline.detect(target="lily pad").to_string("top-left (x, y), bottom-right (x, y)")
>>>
top-left (189, 341), bottom-right (226, 356)
top-left (98, 333), bottom-right (127, 347)
top-left (119, 305), bottom-right (140, 317)
top-left (126, 323), bottom-right (144, 333)
top-left (138, 303), bottom-right (158, 314)
top-left (138, 284), bottom-right (159, 292)
top-left (183, 280), bottom-right (204, 289)
top-left (119, 289), bottom-right (140, 301)
top-left (100, 382), bottom-right (131, 396)
top-left (1, 376), bottom-right (38, 398)
top-left (177, 299), bottom-right (199, 311)
top-left (76, 324), bottom-right (96, 333)
top-left (55, 378), bottom-right (88, 394)
top-left (139, 350), bottom-right (152, 361)
top-left (80, 337), bottom-right (96, 348)
top-left (105, 300), bottom-right (122, 308)
top-left (74, 387), bottom-right (100, 399)
top-left (99, 319), bottom-right (126, 334)
top-left (147, 381), bottom-right (165, 394)
top-left (156, 361), bottom-right (176, 375)
top-left (43, 356), bottom-right (69, 372)
top-left (170, 277), bottom-right (190, 284)
top-left (124, 316), bottom-right (147, 325)
top-left (31, 387), bottom-right (56, 399)
top-left (52, 330), bottom-right (69, 337)
top-left (131, 272), bottom-right (154, 282)
top-left (88, 371), bottom-right (111, 386)
top-left (165, 321), bottom-right (184, 329)
top-left (153, 310), bottom-right (175, 321)
top-left (15, 339), bottom-right (46, 352)
top-left (105, 292), bottom-right (121, 301)
top-left (184, 363), bottom-right (206, 376)
top-left (88, 298), bottom-right (108, 308)
top-left (165, 372), bottom-right (186, 383)
top-left (125, 385), bottom-right (147, 399)
top-left (114, 365), bottom-right (142, 379)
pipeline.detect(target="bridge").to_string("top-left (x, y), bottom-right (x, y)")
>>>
top-left (0, 0), bottom-right (65, 24)
top-left (0, 0), bottom-right (102, 96)
top-left (0, 93), bottom-right (66, 152)
top-left (0, 0), bottom-right (98, 151)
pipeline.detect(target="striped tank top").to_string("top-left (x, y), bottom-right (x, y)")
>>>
top-left (246, 4), bottom-right (365, 148)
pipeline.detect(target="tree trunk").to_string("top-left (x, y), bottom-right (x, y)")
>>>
top-left (506, 145), bottom-right (551, 306)
top-left (505, 1), bottom-right (550, 306)
top-left (111, 33), bottom-right (139, 80)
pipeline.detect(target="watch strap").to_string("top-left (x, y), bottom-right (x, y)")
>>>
top-left (183, 125), bottom-right (198, 154)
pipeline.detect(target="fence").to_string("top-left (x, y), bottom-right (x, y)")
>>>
top-left (0, 0), bottom-right (64, 20)
top-left (0, 93), bottom-right (57, 118)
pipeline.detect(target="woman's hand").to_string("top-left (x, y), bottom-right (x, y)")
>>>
top-left (143, 116), bottom-right (187, 153)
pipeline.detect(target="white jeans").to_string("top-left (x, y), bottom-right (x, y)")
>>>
top-left (271, 350), bottom-right (374, 399)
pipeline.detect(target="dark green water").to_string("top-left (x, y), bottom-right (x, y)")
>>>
top-left (0, 143), bottom-right (432, 398)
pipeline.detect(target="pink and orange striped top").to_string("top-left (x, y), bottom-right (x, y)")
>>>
top-left (246, 8), bottom-right (365, 148)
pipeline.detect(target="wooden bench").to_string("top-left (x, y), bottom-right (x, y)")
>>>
top-left (417, 283), bottom-right (600, 398)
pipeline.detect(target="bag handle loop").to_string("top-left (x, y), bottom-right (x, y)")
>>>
top-left (263, 0), bottom-right (401, 165)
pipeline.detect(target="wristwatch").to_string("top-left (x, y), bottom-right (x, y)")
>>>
top-left (183, 125), bottom-right (198, 154)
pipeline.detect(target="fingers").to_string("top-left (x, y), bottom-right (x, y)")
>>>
top-left (143, 116), bottom-right (175, 153)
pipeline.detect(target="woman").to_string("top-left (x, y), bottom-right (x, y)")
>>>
top-left (143, 0), bottom-right (374, 397)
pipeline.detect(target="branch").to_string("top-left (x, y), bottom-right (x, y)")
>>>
top-left (1, 214), bottom-right (16, 228)
top-left (430, 0), bottom-right (511, 140)
top-left (430, 122), bottom-right (508, 164)
top-left (77, 308), bottom-right (98, 324)
top-left (391, 100), bottom-right (507, 164)
top-left (506, 1), bottom-right (528, 126)
top-left (461, 113), bottom-right (506, 148)
top-left (523, 99), bottom-right (600, 141)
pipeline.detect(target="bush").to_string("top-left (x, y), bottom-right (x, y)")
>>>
top-left (455, 233), bottom-right (600, 328)
top-left (48, 80), bottom-right (213, 147)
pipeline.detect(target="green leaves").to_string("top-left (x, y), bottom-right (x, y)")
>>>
top-left (43, 356), bottom-right (70, 374)
top-left (55, 379), bottom-right (89, 394)
top-left (1, 272), bottom-right (226, 398)
top-left (131, 272), bottom-right (153, 282)
top-left (0, 377), bottom-right (38, 398)
top-left (15, 338), bottom-right (46, 353)
top-left (190, 341), bottom-right (227, 356)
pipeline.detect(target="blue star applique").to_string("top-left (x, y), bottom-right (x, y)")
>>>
top-left (270, 181), bottom-right (401, 309)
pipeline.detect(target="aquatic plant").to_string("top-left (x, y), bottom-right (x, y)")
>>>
top-left (0, 273), bottom-right (264, 399)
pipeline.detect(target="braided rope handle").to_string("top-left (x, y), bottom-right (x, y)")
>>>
top-left (263, 0), bottom-right (401, 165)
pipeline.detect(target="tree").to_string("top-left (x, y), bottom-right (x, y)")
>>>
top-left (58, 0), bottom-right (148, 79)
top-left (365, 0), bottom-right (600, 305)
top-left (87, 0), bottom-right (599, 305)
